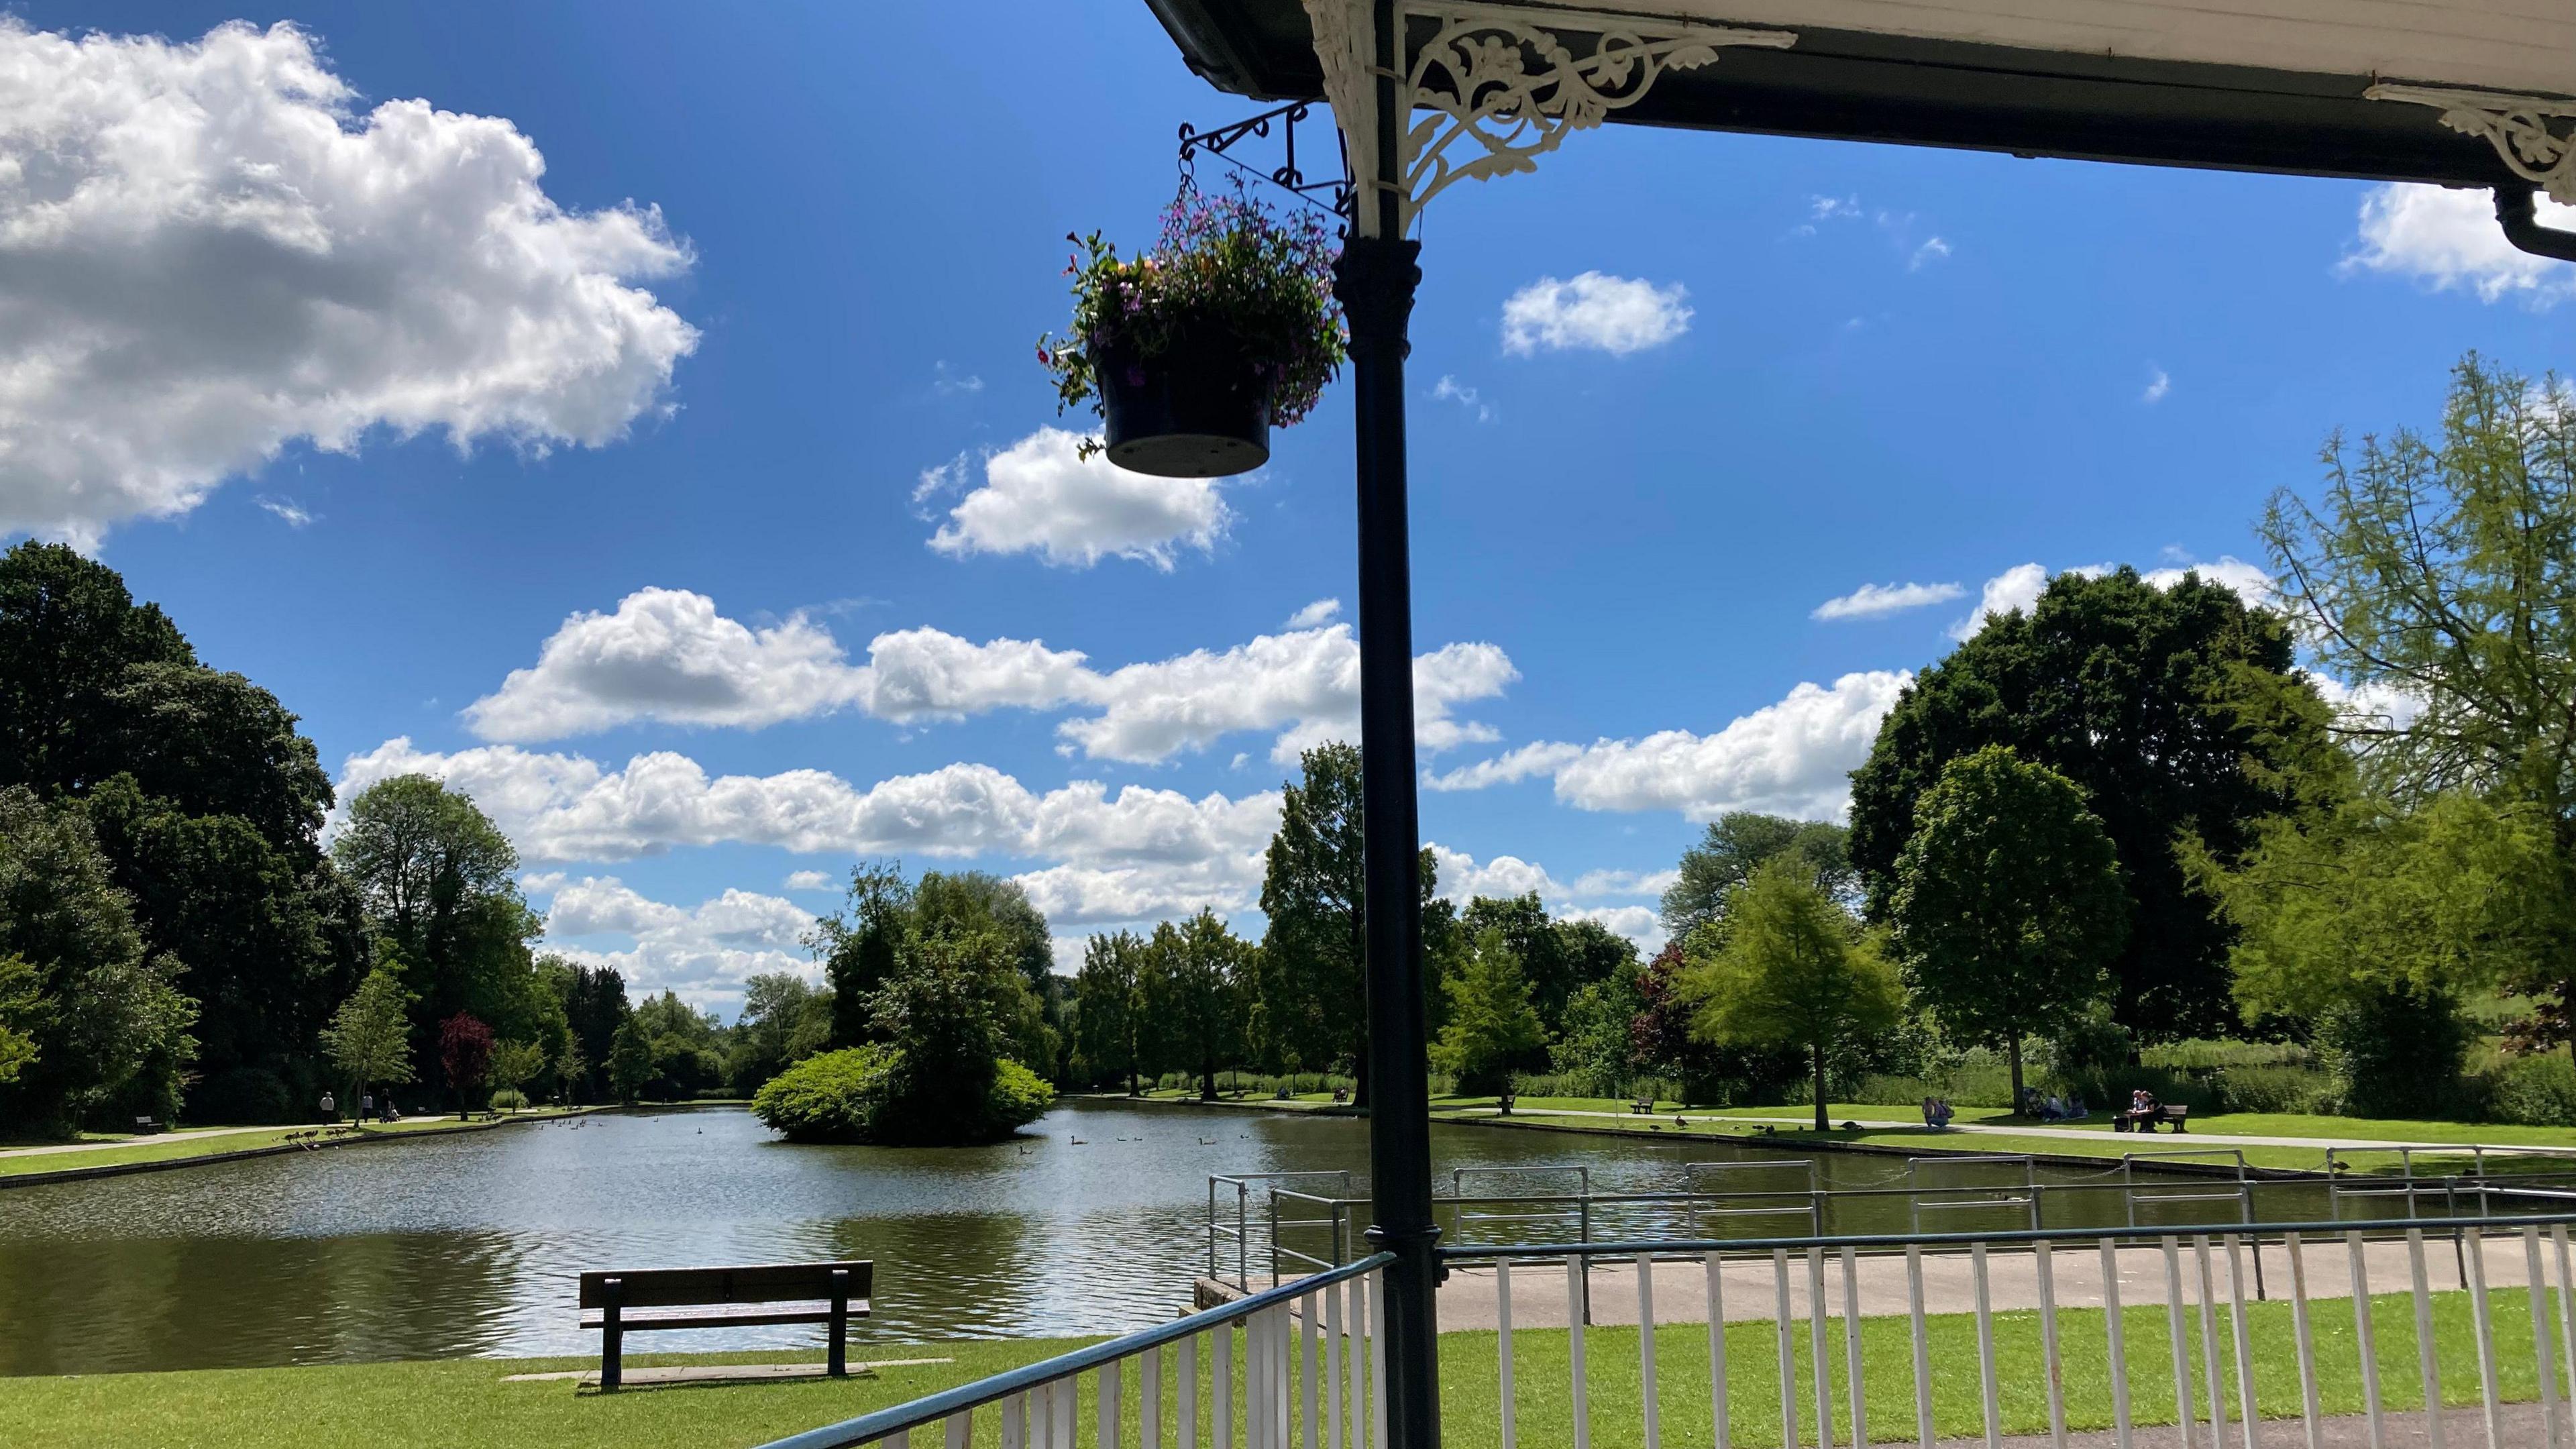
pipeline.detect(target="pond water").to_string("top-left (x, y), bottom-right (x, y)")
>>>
top-left (0, 1101), bottom-right (2328, 1377)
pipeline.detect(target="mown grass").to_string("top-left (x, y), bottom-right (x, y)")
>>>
top-left (0, 1116), bottom-right (542, 1179)
top-left (2, 1287), bottom-right (2557, 1449)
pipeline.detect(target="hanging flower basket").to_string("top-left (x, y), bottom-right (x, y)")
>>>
top-left (1040, 182), bottom-right (1344, 479)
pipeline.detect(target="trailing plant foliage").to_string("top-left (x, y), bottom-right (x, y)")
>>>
top-left (1038, 182), bottom-right (1344, 445)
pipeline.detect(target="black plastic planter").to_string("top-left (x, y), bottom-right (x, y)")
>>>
top-left (1097, 335), bottom-right (1272, 478)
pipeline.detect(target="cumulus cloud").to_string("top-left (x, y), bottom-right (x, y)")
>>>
top-left (1010, 858), bottom-right (1264, 929)
top-left (464, 588), bottom-right (1513, 762)
top-left (2143, 368), bottom-right (2171, 404)
top-left (1570, 868), bottom-right (1678, 899)
top-left (1286, 598), bottom-right (1341, 629)
top-left (0, 21), bottom-right (697, 547)
top-left (927, 427), bottom-right (1231, 570)
top-left (1430, 673), bottom-right (1910, 821)
top-left (1428, 844), bottom-right (1561, 904)
top-left (1501, 272), bottom-right (1691, 356)
top-left (1558, 904), bottom-right (1666, 953)
top-left (1812, 580), bottom-right (1963, 622)
top-left (2308, 674), bottom-right (2428, 733)
top-left (543, 877), bottom-right (816, 1015)
top-left (782, 869), bottom-right (834, 891)
top-left (333, 737), bottom-right (1283, 868)
top-left (1908, 237), bottom-right (1952, 270)
top-left (1951, 557), bottom-right (2272, 640)
top-left (2345, 183), bottom-right (2576, 306)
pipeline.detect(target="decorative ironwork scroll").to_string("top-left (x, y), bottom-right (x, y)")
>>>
top-left (2368, 84), bottom-right (2576, 205)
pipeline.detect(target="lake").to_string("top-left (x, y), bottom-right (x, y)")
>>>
top-left (0, 1100), bottom-right (2322, 1376)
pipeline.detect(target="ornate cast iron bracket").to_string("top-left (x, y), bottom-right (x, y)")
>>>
top-left (1301, 1), bottom-right (1795, 237)
top-left (2367, 83), bottom-right (2576, 205)
top-left (1179, 101), bottom-right (1357, 221)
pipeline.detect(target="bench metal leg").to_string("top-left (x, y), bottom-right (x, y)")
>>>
top-left (829, 1269), bottom-right (849, 1377)
top-left (602, 1279), bottom-right (623, 1391)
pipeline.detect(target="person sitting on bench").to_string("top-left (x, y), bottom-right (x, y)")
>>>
top-left (2115, 1088), bottom-right (2158, 1132)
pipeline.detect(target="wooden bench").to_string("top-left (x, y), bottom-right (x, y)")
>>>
top-left (579, 1260), bottom-right (871, 1390)
top-left (1629, 1098), bottom-right (1654, 1115)
top-left (2158, 1105), bottom-right (2190, 1133)
top-left (133, 1116), bottom-right (160, 1134)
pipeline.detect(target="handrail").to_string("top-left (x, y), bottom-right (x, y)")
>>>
top-left (1435, 1210), bottom-right (2576, 1262)
top-left (758, 1252), bottom-right (1397, 1449)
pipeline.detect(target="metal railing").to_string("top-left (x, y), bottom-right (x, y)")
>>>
top-left (1209, 1173), bottom-right (1352, 1289)
top-left (1450, 1211), bottom-right (2576, 1449)
top-left (759, 1252), bottom-right (1395, 1449)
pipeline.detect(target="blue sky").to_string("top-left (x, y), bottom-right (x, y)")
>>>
top-left (7, 3), bottom-right (2570, 1014)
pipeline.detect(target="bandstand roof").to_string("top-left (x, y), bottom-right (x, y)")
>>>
top-left (1144, 0), bottom-right (2575, 192)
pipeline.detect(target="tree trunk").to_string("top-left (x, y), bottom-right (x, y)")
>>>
top-left (2008, 1032), bottom-right (2027, 1114)
top-left (1812, 1044), bottom-right (1829, 1134)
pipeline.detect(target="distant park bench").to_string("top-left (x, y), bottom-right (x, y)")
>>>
top-left (2157, 1105), bottom-right (2190, 1133)
top-left (133, 1116), bottom-right (160, 1134)
top-left (580, 1260), bottom-right (871, 1390)
top-left (1629, 1098), bottom-right (1653, 1115)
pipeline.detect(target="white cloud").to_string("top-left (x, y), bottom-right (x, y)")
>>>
top-left (932, 362), bottom-right (983, 396)
top-left (1432, 374), bottom-right (1494, 422)
top-left (2308, 674), bottom-right (2428, 733)
top-left (928, 427), bottom-right (1231, 570)
top-left (782, 869), bottom-right (834, 891)
top-left (1501, 273), bottom-right (1691, 356)
top-left (468, 589), bottom-right (1513, 763)
top-left (255, 496), bottom-right (314, 528)
top-left (1433, 674), bottom-right (1910, 818)
top-left (1428, 843), bottom-right (1561, 904)
top-left (0, 21), bottom-right (696, 547)
top-left (1056, 625), bottom-right (1512, 765)
top-left (1570, 868), bottom-right (1677, 899)
top-left (1811, 195), bottom-right (1860, 221)
top-left (333, 737), bottom-right (1283, 868)
top-left (1949, 562), bottom-right (2050, 640)
top-left (1286, 598), bottom-right (1341, 629)
top-left (519, 870), bottom-right (568, 894)
top-left (1812, 580), bottom-right (1964, 622)
top-left (543, 877), bottom-right (817, 1016)
top-left (1558, 904), bottom-right (1666, 953)
top-left (2143, 368), bottom-right (2171, 404)
top-left (2345, 183), bottom-right (2576, 306)
top-left (1908, 237), bottom-right (1952, 270)
top-left (2141, 555), bottom-right (2273, 606)
top-left (1421, 741), bottom-right (1585, 792)
top-left (1011, 858), bottom-right (1264, 928)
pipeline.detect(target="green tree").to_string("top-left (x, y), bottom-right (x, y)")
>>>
top-left (1550, 959), bottom-right (1644, 1096)
top-left (0, 786), bottom-right (197, 1131)
top-left (318, 969), bottom-right (415, 1106)
top-left (1889, 746), bottom-right (2130, 1106)
top-left (1254, 742), bottom-right (1440, 1103)
top-left (866, 930), bottom-right (1034, 1143)
top-left (606, 1020), bottom-right (654, 1104)
top-left (1432, 928), bottom-right (1547, 1095)
top-left (0, 955), bottom-right (41, 1086)
top-left (2259, 355), bottom-right (2576, 1051)
top-left (1849, 568), bottom-right (2325, 1039)
top-left (1688, 861), bottom-right (1902, 1132)
top-left (1144, 911), bottom-right (1250, 1100)
top-left (1073, 930), bottom-right (1153, 1092)
top-left (0, 541), bottom-right (191, 799)
top-left (808, 862), bottom-right (913, 1049)
top-left (486, 1039), bottom-right (547, 1105)
top-left (727, 972), bottom-right (826, 1091)
top-left (331, 775), bottom-right (547, 1097)
top-left (1458, 894), bottom-right (1635, 1037)
top-left (1660, 814), bottom-right (1854, 938)
top-left (551, 959), bottom-right (629, 1103)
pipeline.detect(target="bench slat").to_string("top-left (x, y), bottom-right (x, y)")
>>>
top-left (582, 1300), bottom-right (871, 1332)
top-left (579, 1260), bottom-right (872, 1309)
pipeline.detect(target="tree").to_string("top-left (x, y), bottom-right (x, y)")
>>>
top-left (1457, 894), bottom-right (1634, 1037)
top-left (1073, 930), bottom-right (1153, 1092)
top-left (1688, 861), bottom-right (1903, 1132)
top-left (606, 1020), bottom-right (654, 1104)
top-left (487, 1039), bottom-right (547, 1105)
top-left (332, 777), bottom-right (542, 1085)
top-left (2259, 355), bottom-right (2576, 1051)
top-left (318, 969), bottom-right (415, 1105)
top-left (0, 541), bottom-right (191, 800)
top-left (1255, 742), bottom-right (1439, 1102)
top-left (1432, 928), bottom-right (1548, 1095)
top-left (436, 1013), bottom-right (494, 1118)
top-left (1660, 814), bottom-right (1854, 937)
top-left (866, 930), bottom-right (1035, 1144)
top-left (551, 959), bottom-right (629, 1103)
top-left (1889, 746), bottom-right (2130, 1106)
top-left (728, 972), bottom-right (828, 1091)
top-left (0, 786), bottom-right (197, 1132)
top-left (1144, 911), bottom-right (1250, 1101)
top-left (0, 955), bottom-right (41, 1086)
top-left (808, 862), bottom-right (913, 1049)
top-left (1849, 567), bottom-right (2325, 1039)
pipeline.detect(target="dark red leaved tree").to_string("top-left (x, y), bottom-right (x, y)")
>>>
top-left (437, 1013), bottom-right (495, 1120)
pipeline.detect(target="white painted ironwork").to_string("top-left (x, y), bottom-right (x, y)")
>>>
top-left (2367, 86), bottom-right (2576, 205)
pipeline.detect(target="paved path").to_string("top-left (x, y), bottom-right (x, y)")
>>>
top-left (1466, 1106), bottom-right (2559, 1155)
top-left (0, 1122), bottom-right (298, 1159)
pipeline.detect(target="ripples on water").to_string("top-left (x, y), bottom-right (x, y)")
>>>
top-left (0, 1101), bottom-right (2326, 1375)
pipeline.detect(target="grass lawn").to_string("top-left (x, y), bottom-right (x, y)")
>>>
top-left (0, 1115), bottom-right (552, 1179)
top-left (0, 1287), bottom-right (2554, 1449)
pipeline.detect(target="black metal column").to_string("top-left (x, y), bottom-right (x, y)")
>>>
top-left (1336, 1), bottom-right (1437, 1437)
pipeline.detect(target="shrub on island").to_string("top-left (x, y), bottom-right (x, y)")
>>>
top-left (753, 1045), bottom-right (1053, 1145)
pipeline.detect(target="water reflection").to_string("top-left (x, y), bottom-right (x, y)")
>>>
top-left (0, 1102), bottom-right (2323, 1375)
